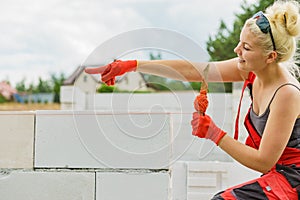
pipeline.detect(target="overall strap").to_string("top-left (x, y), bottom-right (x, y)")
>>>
top-left (234, 72), bottom-right (256, 140)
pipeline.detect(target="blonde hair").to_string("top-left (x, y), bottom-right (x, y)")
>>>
top-left (246, 0), bottom-right (300, 77)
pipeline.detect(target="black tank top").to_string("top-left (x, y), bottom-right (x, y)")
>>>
top-left (249, 83), bottom-right (300, 149)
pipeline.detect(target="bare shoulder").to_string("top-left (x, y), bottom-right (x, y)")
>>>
top-left (271, 83), bottom-right (300, 117)
top-left (277, 83), bottom-right (300, 98)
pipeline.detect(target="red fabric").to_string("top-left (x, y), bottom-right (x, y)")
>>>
top-left (277, 147), bottom-right (300, 166)
top-left (244, 108), bottom-right (261, 149)
top-left (191, 112), bottom-right (226, 145)
top-left (234, 72), bottom-right (256, 140)
top-left (242, 77), bottom-right (300, 167)
top-left (220, 71), bottom-right (300, 199)
top-left (219, 168), bottom-right (298, 200)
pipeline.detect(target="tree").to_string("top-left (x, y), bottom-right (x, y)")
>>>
top-left (34, 77), bottom-right (52, 93)
top-left (14, 73), bottom-right (66, 103)
top-left (51, 73), bottom-right (65, 103)
top-left (15, 78), bottom-right (27, 93)
top-left (296, 40), bottom-right (300, 80)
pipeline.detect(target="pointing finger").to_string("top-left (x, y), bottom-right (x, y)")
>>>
top-left (84, 65), bottom-right (107, 74)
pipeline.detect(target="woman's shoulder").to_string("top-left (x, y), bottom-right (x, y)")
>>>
top-left (270, 82), bottom-right (300, 117)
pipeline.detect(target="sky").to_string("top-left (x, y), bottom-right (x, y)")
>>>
top-left (0, 0), bottom-right (257, 87)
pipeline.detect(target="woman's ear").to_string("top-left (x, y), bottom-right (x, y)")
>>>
top-left (266, 51), bottom-right (278, 64)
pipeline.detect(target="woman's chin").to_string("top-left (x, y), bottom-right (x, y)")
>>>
top-left (237, 62), bottom-right (246, 71)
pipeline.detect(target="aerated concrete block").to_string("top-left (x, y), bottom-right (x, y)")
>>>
top-left (171, 113), bottom-right (232, 162)
top-left (35, 110), bottom-right (171, 169)
top-left (0, 170), bottom-right (95, 200)
top-left (0, 111), bottom-right (35, 168)
top-left (96, 171), bottom-right (170, 200)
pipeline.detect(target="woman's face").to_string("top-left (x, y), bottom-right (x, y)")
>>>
top-left (234, 26), bottom-right (268, 72)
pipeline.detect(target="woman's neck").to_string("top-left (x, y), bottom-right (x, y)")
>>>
top-left (253, 63), bottom-right (283, 87)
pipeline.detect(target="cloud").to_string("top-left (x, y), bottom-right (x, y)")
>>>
top-left (0, 0), bottom-right (248, 86)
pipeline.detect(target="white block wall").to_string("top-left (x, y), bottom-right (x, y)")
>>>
top-left (0, 111), bottom-right (172, 200)
top-left (60, 85), bottom-right (87, 110)
top-left (85, 92), bottom-right (234, 162)
top-left (35, 111), bottom-right (171, 169)
top-left (0, 111), bottom-right (35, 168)
top-left (97, 172), bottom-right (170, 200)
top-left (171, 161), bottom-right (259, 200)
top-left (0, 110), bottom-right (259, 200)
top-left (0, 170), bottom-right (95, 200)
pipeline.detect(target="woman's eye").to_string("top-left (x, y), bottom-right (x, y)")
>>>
top-left (243, 46), bottom-right (250, 50)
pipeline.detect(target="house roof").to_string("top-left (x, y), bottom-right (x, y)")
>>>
top-left (63, 65), bottom-right (100, 85)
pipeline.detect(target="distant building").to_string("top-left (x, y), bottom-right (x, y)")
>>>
top-left (63, 66), bottom-right (100, 94)
top-left (116, 72), bottom-right (155, 92)
top-left (60, 66), bottom-right (155, 110)
top-left (60, 66), bottom-right (99, 110)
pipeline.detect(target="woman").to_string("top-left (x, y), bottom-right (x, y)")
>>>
top-left (85, 0), bottom-right (300, 199)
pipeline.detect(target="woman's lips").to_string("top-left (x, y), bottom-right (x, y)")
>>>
top-left (238, 58), bottom-right (246, 63)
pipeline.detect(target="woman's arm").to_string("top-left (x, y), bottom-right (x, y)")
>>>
top-left (137, 57), bottom-right (248, 83)
top-left (85, 57), bottom-right (248, 84)
top-left (218, 85), bottom-right (300, 173)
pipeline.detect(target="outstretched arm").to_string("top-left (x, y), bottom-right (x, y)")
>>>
top-left (85, 58), bottom-right (249, 85)
top-left (137, 58), bottom-right (248, 82)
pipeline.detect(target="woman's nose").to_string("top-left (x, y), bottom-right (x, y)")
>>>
top-left (234, 43), bottom-right (241, 55)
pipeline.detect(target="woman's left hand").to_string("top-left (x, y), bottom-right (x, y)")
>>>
top-left (191, 112), bottom-right (226, 145)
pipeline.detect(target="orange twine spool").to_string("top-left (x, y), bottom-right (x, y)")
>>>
top-left (194, 89), bottom-right (209, 115)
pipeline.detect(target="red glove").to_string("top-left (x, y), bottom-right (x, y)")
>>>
top-left (191, 112), bottom-right (226, 145)
top-left (194, 89), bottom-right (209, 114)
top-left (84, 60), bottom-right (137, 86)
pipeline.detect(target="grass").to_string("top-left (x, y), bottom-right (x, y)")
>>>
top-left (0, 102), bottom-right (60, 111)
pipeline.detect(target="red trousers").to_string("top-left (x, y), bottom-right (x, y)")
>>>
top-left (212, 167), bottom-right (299, 200)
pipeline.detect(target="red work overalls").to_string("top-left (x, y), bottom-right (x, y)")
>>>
top-left (212, 72), bottom-right (300, 200)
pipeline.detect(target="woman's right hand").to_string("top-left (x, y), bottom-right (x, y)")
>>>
top-left (84, 60), bottom-right (137, 86)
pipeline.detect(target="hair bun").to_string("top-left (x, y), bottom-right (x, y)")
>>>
top-left (267, 0), bottom-right (300, 37)
top-left (284, 2), bottom-right (300, 37)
